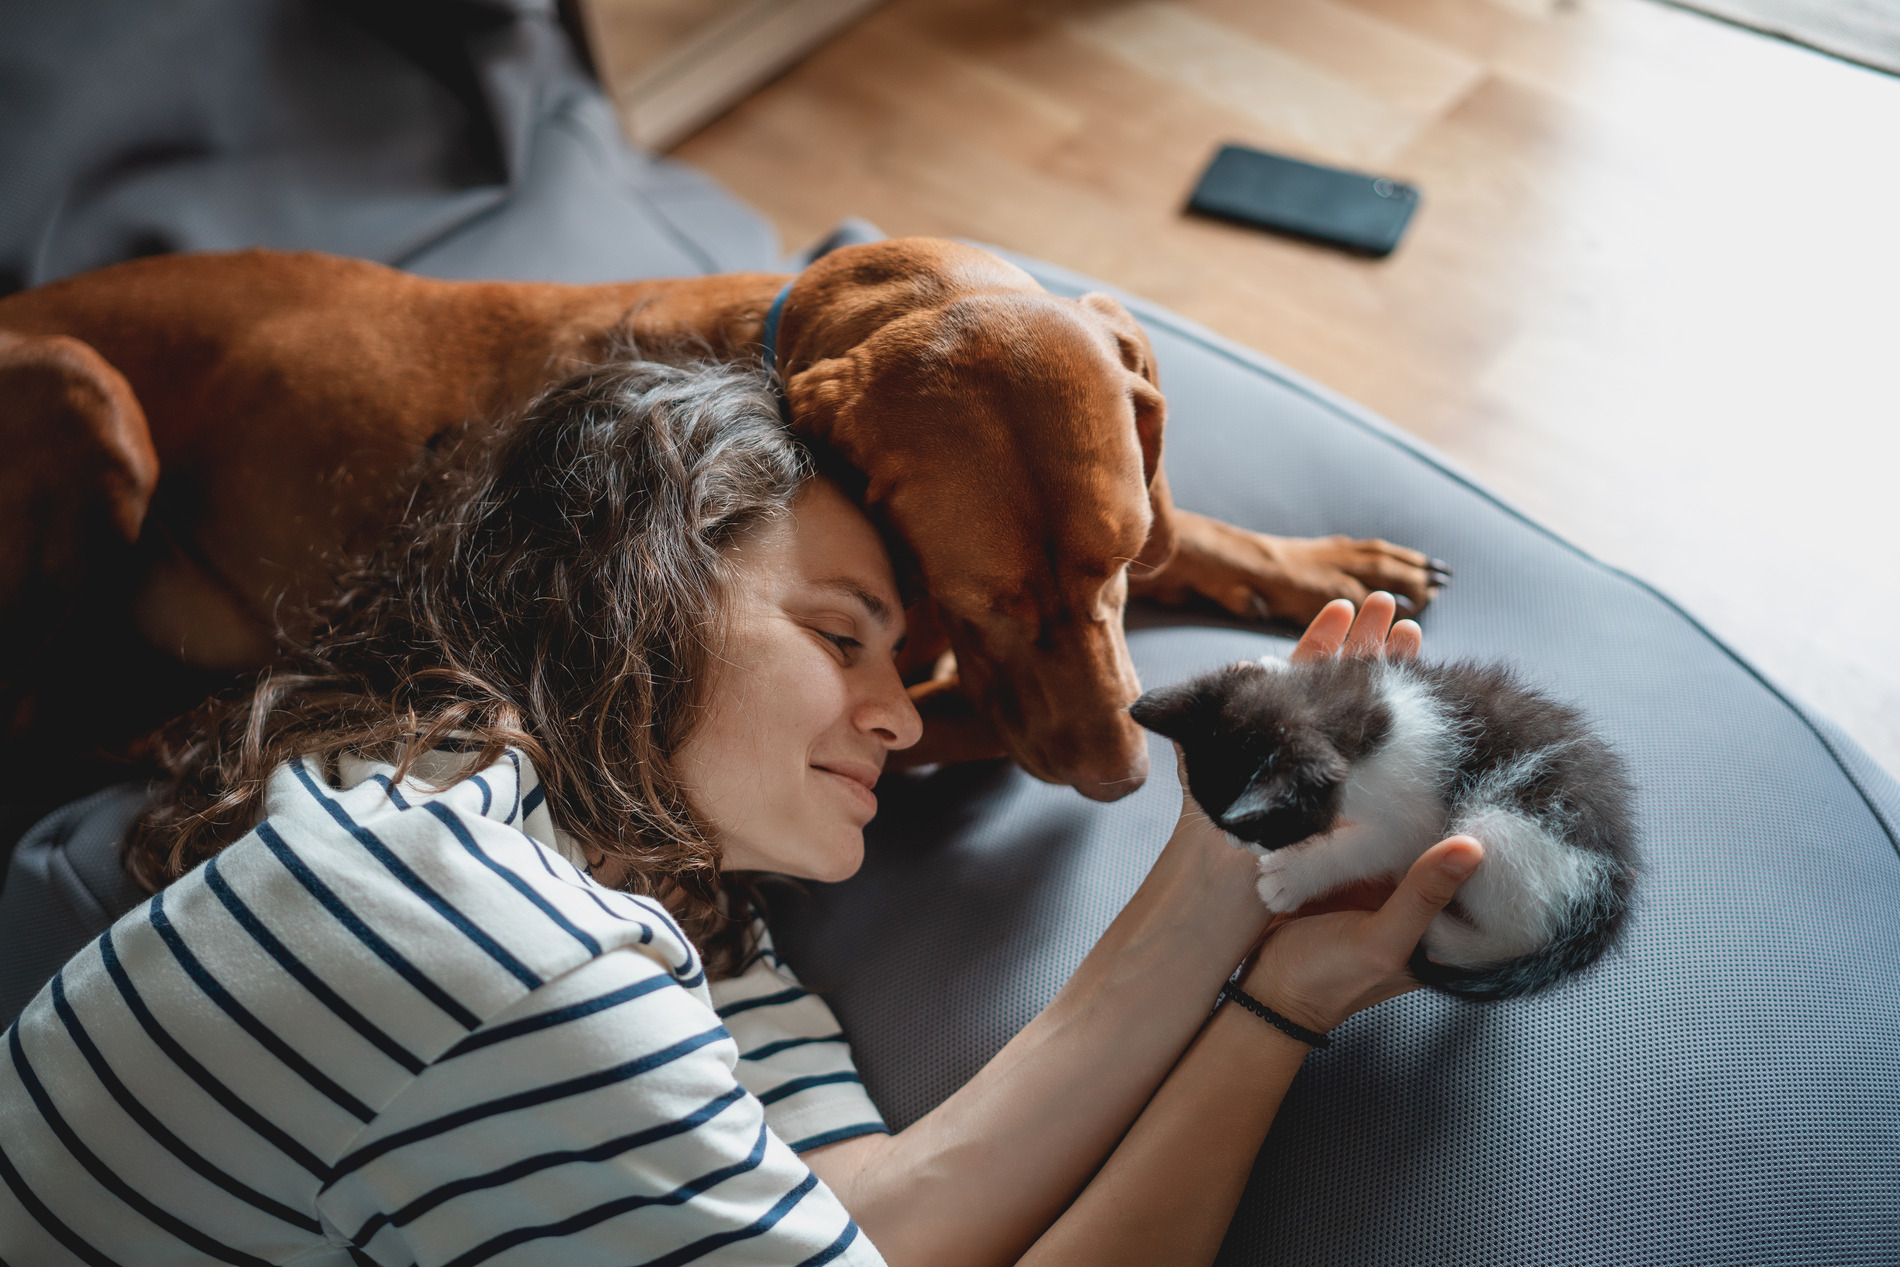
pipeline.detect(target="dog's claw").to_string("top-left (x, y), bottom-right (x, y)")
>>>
top-left (1247, 593), bottom-right (1273, 621)
top-left (1393, 594), bottom-right (1417, 616)
top-left (1429, 559), bottom-right (1453, 578)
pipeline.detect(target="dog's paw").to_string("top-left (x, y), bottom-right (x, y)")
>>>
top-left (1132, 511), bottom-right (1449, 624)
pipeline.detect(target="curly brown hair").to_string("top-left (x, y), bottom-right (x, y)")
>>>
top-left (126, 354), bottom-right (811, 974)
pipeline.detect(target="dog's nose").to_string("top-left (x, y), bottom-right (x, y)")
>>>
top-left (1066, 737), bottom-right (1151, 801)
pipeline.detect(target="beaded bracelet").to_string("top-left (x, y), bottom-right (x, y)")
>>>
top-left (1218, 983), bottom-right (1332, 1050)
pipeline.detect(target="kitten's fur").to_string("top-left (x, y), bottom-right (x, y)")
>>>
top-left (1131, 656), bottom-right (1637, 1000)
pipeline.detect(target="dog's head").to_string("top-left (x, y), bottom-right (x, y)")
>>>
top-left (778, 239), bottom-right (1173, 800)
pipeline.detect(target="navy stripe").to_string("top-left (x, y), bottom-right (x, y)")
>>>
top-left (640, 1168), bottom-right (821, 1267)
top-left (442, 1122), bottom-right (775, 1267)
top-left (716, 986), bottom-right (810, 1019)
top-left (148, 892), bottom-right (374, 1123)
top-left (421, 801), bottom-right (603, 955)
top-left (98, 928), bottom-right (330, 1179)
top-left (518, 870), bottom-right (706, 988)
top-left (291, 759), bottom-right (542, 990)
top-left (0, 1134), bottom-right (125, 1267)
top-left (8, 1026), bottom-right (275, 1266)
top-left (440, 975), bottom-right (673, 1061)
top-left (504, 752), bottom-right (523, 824)
top-left (739, 1033), bottom-right (847, 1062)
top-left (465, 856), bottom-right (708, 986)
top-left (331, 1023), bottom-right (730, 1179)
top-left (757, 1071), bottom-right (862, 1107)
top-left (205, 856), bottom-right (424, 1075)
top-left (256, 822), bottom-right (479, 1031)
top-left (469, 775), bottom-right (494, 817)
top-left (351, 1087), bottom-right (749, 1243)
top-left (521, 783), bottom-right (546, 819)
top-left (796, 1221), bottom-right (862, 1266)
top-left (48, 976), bottom-right (321, 1234)
top-left (526, 833), bottom-right (568, 881)
top-left (362, 773), bottom-right (413, 810)
top-left (786, 1123), bottom-right (888, 1154)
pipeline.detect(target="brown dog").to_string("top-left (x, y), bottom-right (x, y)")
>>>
top-left (0, 238), bottom-right (1438, 807)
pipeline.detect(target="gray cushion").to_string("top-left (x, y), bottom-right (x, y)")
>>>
top-left (0, 0), bottom-right (778, 293)
top-left (0, 785), bottom-right (150, 1029)
top-left (769, 251), bottom-right (1900, 1264)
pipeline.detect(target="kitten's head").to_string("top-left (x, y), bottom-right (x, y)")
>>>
top-left (1129, 658), bottom-right (1389, 850)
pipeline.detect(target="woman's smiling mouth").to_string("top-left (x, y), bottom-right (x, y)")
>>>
top-left (813, 761), bottom-right (880, 818)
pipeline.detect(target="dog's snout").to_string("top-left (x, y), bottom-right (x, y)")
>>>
top-left (1009, 710), bottom-right (1151, 801)
top-left (1073, 741), bottom-right (1151, 801)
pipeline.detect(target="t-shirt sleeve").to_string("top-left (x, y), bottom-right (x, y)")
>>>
top-left (317, 945), bottom-right (884, 1266)
top-left (709, 927), bottom-right (889, 1154)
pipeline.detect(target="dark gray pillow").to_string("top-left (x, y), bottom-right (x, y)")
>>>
top-left (0, 785), bottom-right (150, 1029)
top-left (0, 0), bottom-right (777, 293)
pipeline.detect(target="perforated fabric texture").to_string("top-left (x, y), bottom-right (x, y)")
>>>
top-left (770, 253), bottom-right (1900, 1264)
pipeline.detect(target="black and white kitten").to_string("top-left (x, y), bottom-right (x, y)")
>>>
top-left (1130, 656), bottom-right (1638, 1000)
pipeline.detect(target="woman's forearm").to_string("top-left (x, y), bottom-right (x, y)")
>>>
top-left (806, 815), bottom-right (1270, 1267)
top-left (1019, 1003), bottom-right (1309, 1267)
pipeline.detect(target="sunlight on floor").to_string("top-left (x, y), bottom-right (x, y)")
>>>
top-left (657, 0), bottom-right (1900, 773)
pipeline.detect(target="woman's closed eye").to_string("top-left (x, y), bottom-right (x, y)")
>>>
top-left (817, 628), bottom-right (863, 660)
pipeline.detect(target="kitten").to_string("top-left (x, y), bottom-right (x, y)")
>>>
top-left (1130, 656), bottom-right (1638, 1000)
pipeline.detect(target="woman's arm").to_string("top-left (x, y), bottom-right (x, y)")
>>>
top-left (807, 798), bottom-right (1278, 1266)
top-left (1018, 835), bottom-right (1484, 1266)
top-left (806, 596), bottom-right (1433, 1267)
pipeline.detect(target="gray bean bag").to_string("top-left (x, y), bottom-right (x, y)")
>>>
top-left (0, 0), bottom-right (778, 293)
top-left (770, 254), bottom-right (1900, 1265)
top-left (5, 2), bottom-right (1897, 1260)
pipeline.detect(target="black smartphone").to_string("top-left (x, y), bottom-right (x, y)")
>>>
top-left (1186, 144), bottom-right (1420, 257)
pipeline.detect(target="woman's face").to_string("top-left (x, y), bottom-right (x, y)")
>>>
top-left (674, 476), bottom-right (923, 883)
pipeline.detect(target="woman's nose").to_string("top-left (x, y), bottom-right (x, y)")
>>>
top-left (859, 662), bottom-right (924, 751)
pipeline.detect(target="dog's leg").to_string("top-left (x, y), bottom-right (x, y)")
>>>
top-left (1130, 510), bottom-right (1449, 623)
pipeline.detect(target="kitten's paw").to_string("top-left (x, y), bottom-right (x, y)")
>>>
top-left (1254, 855), bottom-right (1304, 913)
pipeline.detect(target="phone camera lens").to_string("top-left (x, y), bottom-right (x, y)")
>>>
top-left (1373, 179), bottom-right (1395, 198)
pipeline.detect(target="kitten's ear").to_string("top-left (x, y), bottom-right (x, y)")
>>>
top-left (1127, 678), bottom-right (1212, 744)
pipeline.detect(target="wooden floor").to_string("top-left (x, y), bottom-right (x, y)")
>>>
top-left (637, 0), bottom-right (1897, 774)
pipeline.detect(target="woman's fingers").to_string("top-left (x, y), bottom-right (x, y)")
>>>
top-left (1290, 594), bottom-right (1424, 665)
top-left (1385, 619), bottom-right (1423, 661)
top-left (1370, 836), bottom-right (1483, 962)
top-left (1288, 598), bottom-right (1355, 662)
top-left (1341, 592), bottom-right (1399, 657)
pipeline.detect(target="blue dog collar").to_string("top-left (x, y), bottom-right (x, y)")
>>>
top-left (760, 279), bottom-right (794, 376)
top-left (760, 279), bottom-right (795, 425)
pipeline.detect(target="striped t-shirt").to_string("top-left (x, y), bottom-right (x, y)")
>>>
top-left (0, 747), bottom-right (888, 1265)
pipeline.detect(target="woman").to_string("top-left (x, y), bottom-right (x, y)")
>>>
top-left (0, 357), bottom-right (1481, 1265)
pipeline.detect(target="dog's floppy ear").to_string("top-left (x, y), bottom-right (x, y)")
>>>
top-left (784, 350), bottom-right (875, 472)
top-left (1078, 292), bottom-right (1163, 480)
top-left (1079, 292), bottom-right (1174, 573)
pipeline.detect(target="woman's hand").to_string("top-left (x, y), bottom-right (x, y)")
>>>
top-left (1167, 590), bottom-right (1421, 851)
top-left (1240, 835), bottom-right (1483, 1034)
top-left (1289, 591), bottom-right (1421, 663)
top-left (1200, 589), bottom-right (1462, 1035)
